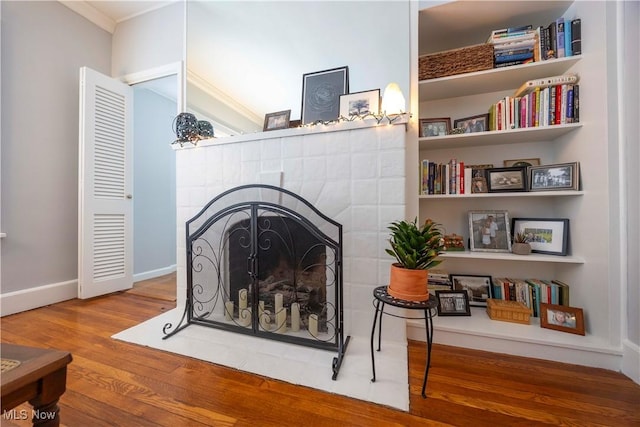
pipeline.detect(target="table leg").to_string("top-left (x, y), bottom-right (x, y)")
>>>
top-left (421, 308), bottom-right (434, 398)
top-left (370, 299), bottom-right (382, 382)
top-left (376, 302), bottom-right (385, 351)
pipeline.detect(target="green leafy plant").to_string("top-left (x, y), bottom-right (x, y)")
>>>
top-left (385, 218), bottom-right (445, 270)
top-left (514, 231), bottom-right (531, 244)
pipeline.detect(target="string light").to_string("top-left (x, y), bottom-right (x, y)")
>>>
top-left (299, 111), bottom-right (411, 128)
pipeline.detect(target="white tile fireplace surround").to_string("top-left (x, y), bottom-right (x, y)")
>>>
top-left (116, 120), bottom-right (413, 409)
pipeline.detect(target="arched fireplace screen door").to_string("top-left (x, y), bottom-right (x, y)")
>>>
top-left (163, 184), bottom-right (349, 379)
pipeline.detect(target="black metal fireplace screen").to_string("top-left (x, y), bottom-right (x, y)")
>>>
top-left (163, 184), bottom-right (349, 379)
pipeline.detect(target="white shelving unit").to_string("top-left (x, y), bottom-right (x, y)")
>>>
top-left (410, 1), bottom-right (621, 370)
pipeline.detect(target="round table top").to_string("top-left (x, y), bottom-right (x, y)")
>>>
top-left (373, 285), bottom-right (438, 309)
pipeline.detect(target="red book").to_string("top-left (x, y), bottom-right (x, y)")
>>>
top-left (555, 85), bottom-right (562, 124)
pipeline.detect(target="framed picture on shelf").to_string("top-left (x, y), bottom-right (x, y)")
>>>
top-left (503, 158), bottom-right (541, 167)
top-left (468, 210), bottom-right (511, 253)
top-left (453, 113), bottom-right (489, 133)
top-left (435, 290), bottom-right (471, 316)
top-left (468, 164), bottom-right (493, 194)
top-left (263, 110), bottom-right (291, 131)
top-left (301, 66), bottom-right (349, 125)
top-left (339, 89), bottom-right (380, 118)
top-left (540, 303), bottom-right (585, 335)
top-left (419, 118), bottom-right (451, 137)
top-left (486, 167), bottom-right (528, 192)
top-left (511, 218), bottom-right (569, 256)
top-left (529, 162), bottom-right (580, 191)
top-left (449, 274), bottom-right (493, 307)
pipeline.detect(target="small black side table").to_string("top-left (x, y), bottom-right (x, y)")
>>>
top-left (370, 285), bottom-right (438, 398)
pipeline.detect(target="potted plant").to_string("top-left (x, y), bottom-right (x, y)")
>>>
top-left (385, 218), bottom-right (445, 301)
top-left (512, 231), bottom-right (532, 255)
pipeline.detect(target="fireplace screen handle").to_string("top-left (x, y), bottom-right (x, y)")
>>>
top-left (247, 255), bottom-right (257, 278)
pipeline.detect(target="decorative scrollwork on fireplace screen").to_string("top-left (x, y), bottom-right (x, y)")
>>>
top-left (163, 184), bottom-right (349, 379)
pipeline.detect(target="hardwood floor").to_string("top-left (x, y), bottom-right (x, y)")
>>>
top-left (1, 289), bottom-right (639, 426)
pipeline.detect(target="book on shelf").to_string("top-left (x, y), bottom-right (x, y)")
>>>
top-left (571, 18), bottom-right (582, 55)
top-left (513, 74), bottom-right (579, 98)
top-left (555, 17), bottom-right (566, 58)
top-left (547, 20), bottom-right (557, 59)
top-left (494, 51), bottom-right (534, 64)
top-left (564, 17), bottom-right (572, 57)
top-left (489, 25), bottom-right (533, 38)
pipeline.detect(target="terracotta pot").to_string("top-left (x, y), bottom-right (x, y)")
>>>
top-left (387, 263), bottom-right (430, 301)
top-left (512, 243), bottom-right (532, 255)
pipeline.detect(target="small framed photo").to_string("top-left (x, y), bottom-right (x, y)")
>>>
top-left (503, 158), bottom-right (541, 167)
top-left (453, 113), bottom-right (489, 133)
top-left (449, 274), bottom-right (493, 307)
top-left (511, 218), bottom-right (569, 256)
top-left (486, 167), bottom-right (528, 192)
top-left (263, 110), bottom-right (291, 131)
top-left (419, 118), bottom-right (451, 137)
top-left (468, 164), bottom-right (493, 194)
top-left (540, 303), bottom-right (585, 335)
top-left (435, 290), bottom-right (471, 316)
top-left (301, 66), bottom-right (349, 125)
top-left (339, 89), bottom-right (380, 118)
top-left (529, 162), bottom-right (580, 191)
top-left (469, 210), bottom-right (511, 253)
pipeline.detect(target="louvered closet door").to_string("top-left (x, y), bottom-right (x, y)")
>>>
top-left (78, 67), bottom-right (133, 299)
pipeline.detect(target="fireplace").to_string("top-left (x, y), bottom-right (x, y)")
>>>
top-left (163, 184), bottom-right (349, 379)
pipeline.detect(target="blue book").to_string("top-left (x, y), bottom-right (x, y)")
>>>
top-left (494, 52), bottom-right (534, 63)
top-left (556, 18), bottom-right (566, 58)
top-left (565, 19), bottom-right (573, 56)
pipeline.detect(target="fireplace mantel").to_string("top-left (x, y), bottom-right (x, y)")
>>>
top-left (173, 115), bottom-right (410, 149)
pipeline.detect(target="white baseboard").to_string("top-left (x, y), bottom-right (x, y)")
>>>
top-left (622, 339), bottom-right (640, 384)
top-left (0, 280), bottom-right (77, 317)
top-left (133, 265), bottom-right (176, 283)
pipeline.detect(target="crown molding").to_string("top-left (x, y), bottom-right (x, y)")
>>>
top-left (59, 1), bottom-right (116, 34)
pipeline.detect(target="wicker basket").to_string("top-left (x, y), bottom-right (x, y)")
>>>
top-left (486, 299), bottom-right (531, 325)
top-left (419, 44), bottom-right (494, 80)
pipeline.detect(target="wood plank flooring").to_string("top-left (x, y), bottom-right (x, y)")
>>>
top-left (1, 288), bottom-right (639, 426)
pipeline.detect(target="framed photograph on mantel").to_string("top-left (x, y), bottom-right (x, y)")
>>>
top-left (263, 110), bottom-right (291, 131)
top-left (339, 89), bottom-right (380, 118)
top-left (301, 66), bottom-right (349, 125)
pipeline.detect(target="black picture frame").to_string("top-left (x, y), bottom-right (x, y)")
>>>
top-left (486, 167), bottom-right (528, 192)
top-left (449, 274), bottom-right (493, 307)
top-left (301, 66), bottom-right (349, 125)
top-left (468, 210), bottom-right (512, 253)
top-left (453, 113), bottom-right (489, 133)
top-left (419, 118), bottom-right (451, 137)
top-left (511, 218), bottom-right (569, 256)
top-left (435, 290), bottom-right (471, 316)
top-left (263, 110), bottom-right (291, 131)
top-left (529, 162), bottom-right (580, 191)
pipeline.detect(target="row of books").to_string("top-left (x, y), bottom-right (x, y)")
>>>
top-left (487, 17), bottom-right (582, 68)
top-left (493, 277), bottom-right (570, 318)
top-left (489, 75), bottom-right (580, 131)
top-left (420, 159), bottom-right (468, 195)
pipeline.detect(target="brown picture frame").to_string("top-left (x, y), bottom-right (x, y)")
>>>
top-left (453, 113), bottom-right (489, 133)
top-left (540, 303), bottom-right (585, 335)
top-left (419, 118), bottom-right (451, 138)
top-left (263, 110), bottom-right (291, 131)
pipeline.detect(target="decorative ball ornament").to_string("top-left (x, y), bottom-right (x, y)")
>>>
top-left (197, 120), bottom-right (214, 138)
top-left (173, 113), bottom-right (198, 146)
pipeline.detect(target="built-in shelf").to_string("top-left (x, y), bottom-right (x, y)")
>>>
top-left (419, 190), bottom-right (584, 199)
top-left (439, 251), bottom-right (584, 264)
top-left (419, 56), bottom-right (581, 101)
top-left (418, 123), bottom-right (582, 150)
top-left (406, 308), bottom-right (618, 354)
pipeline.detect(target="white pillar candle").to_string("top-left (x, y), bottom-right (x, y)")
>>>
top-left (276, 308), bottom-right (287, 333)
top-left (239, 289), bottom-right (248, 309)
top-left (309, 313), bottom-right (318, 336)
top-left (275, 293), bottom-right (283, 313)
top-left (291, 302), bottom-right (300, 332)
top-left (239, 307), bottom-right (251, 327)
top-left (260, 309), bottom-right (271, 331)
top-left (225, 301), bottom-right (234, 321)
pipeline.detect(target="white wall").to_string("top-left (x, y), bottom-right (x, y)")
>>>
top-left (1, 1), bottom-right (111, 296)
top-left (133, 84), bottom-right (177, 280)
top-left (112, 1), bottom-right (185, 79)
